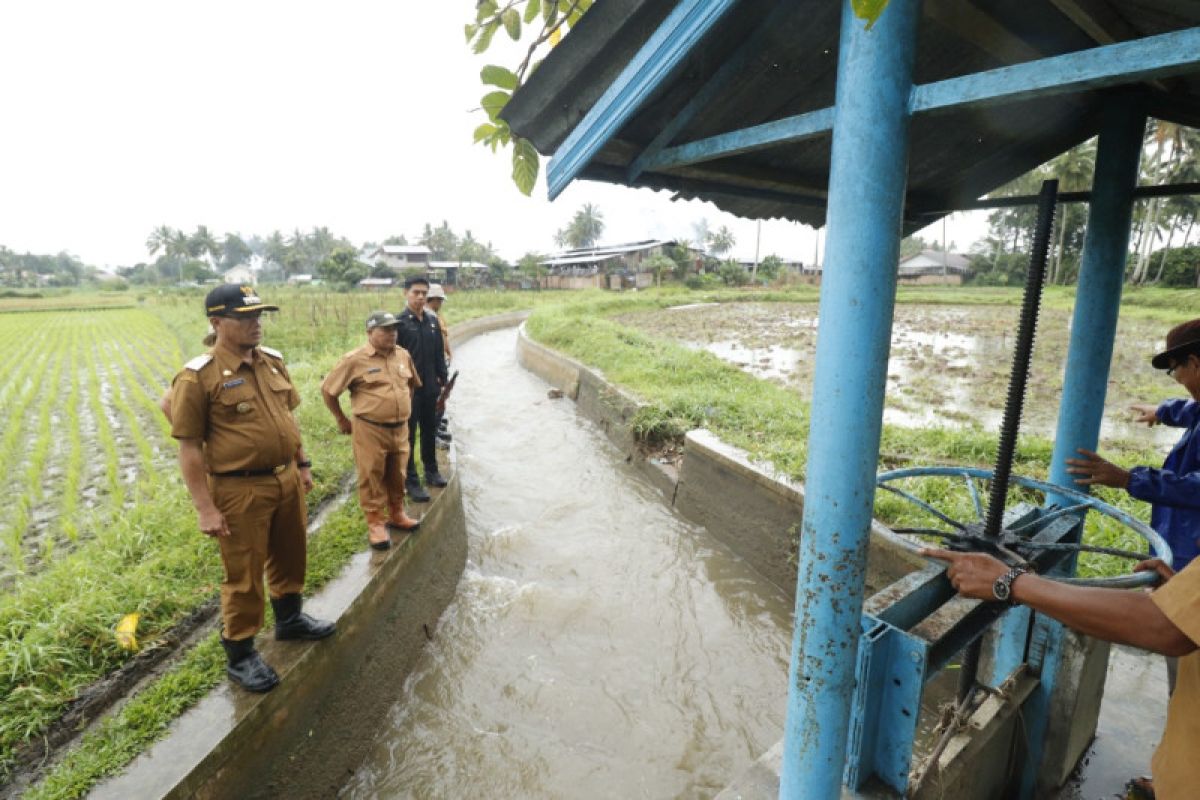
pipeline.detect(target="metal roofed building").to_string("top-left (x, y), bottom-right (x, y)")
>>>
top-left (370, 245), bottom-right (432, 271)
top-left (898, 249), bottom-right (972, 284)
top-left (501, 2), bottom-right (1200, 799)
top-left (539, 239), bottom-right (682, 288)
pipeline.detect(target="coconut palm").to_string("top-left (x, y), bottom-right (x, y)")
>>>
top-left (707, 225), bottom-right (736, 257)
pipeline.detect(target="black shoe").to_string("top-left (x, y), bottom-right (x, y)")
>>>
top-left (271, 594), bottom-right (336, 641)
top-left (221, 637), bottom-right (280, 693)
top-left (406, 479), bottom-right (430, 502)
top-left (425, 471), bottom-right (449, 488)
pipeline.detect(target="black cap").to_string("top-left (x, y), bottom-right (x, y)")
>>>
top-left (204, 284), bottom-right (279, 317)
top-left (1151, 319), bottom-right (1200, 369)
top-left (403, 275), bottom-right (430, 289)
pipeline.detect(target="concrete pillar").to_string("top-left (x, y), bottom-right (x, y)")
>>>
top-left (779, 1), bottom-right (920, 797)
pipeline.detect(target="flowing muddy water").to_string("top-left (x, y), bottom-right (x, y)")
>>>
top-left (342, 329), bottom-right (794, 799)
top-left (621, 303), bottom-right (1183, 449)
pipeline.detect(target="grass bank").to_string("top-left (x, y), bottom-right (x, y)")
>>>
top-left (523, 286), bottom-right (1177, 578)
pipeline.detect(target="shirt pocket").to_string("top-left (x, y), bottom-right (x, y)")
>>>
top-left (217, 385), bottom-right (258, 418)
top-left (266, 371), bottom-right (298, 409)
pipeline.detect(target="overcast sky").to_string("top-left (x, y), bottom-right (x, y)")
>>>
top-left (0, 1), bottom-right (988, 270)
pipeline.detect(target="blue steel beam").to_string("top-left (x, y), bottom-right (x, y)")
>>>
top-left (779, 1), bottom-right (920, 798)
top-left (637, 26), bottom-right (1198, 175)
top-left (625, 0), bottom-right (796, 183)
top-left (1020, 96), bottom-right (1147, 799)
top-left (544, 0), bottom-right (740, 200)
top-left (910, 26), bottom-right (1200, 115)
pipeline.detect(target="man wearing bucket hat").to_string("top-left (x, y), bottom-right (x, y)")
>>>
top-left (1066, 318), bottom-right (1200, 712)
top-left (321, 311), bottom-right (422, 550)
top-left (169, 285), bottom-right (335, 693)
top-left (426, 283), bottom-right (453, 446)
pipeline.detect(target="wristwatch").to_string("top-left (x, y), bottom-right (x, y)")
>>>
top-left (993, 566), bottom-right (1030, 604)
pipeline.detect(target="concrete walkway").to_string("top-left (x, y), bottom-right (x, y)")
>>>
top-left (1059, 646), bottom-right (1168, 799)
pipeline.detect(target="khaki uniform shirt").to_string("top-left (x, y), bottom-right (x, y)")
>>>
top-left (436, 312), bottom-right (451, 358)
top-left (170, 345), bottom-right (302, 473)
top-left (1150, 560), bottom-right (1200, 798)
top-left (321, 343), bottom-right (420, 423)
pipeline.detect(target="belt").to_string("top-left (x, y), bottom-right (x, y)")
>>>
top-left (211, 464), bottom-right (290, 478)
top-left (357, 417), bottom-right (408, 429)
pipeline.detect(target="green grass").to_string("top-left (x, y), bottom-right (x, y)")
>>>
top-left (4, 282), bottom-right (1196, 795)
top-left (523, 287), bottom-right (1180, 578)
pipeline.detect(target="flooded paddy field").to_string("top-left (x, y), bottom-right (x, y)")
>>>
top-left (619, 302), bottom-right (1180, 449)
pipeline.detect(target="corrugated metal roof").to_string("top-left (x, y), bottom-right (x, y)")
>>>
top-left (503, 0), bottom-right (1200, 230)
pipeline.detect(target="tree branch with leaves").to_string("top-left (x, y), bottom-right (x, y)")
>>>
top-left (467, 0), bottom-right (593, 195)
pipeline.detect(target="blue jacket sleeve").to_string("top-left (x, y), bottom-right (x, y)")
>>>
top-left (1156, 399), bottom-right (1200, 428)
top-left (1128, 465), bottom-right (1200, 509)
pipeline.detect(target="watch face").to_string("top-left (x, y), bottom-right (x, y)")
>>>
top-left (993, 577), bottom-right (1011, 602)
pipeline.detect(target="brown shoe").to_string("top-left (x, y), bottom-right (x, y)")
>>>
top-left (367, 520), bottom-right (391, 550)
top-left (386, 510), bottom-right (421, 532)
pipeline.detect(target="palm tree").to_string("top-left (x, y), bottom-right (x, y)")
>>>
top-left (707, 225), bottom-right (736, 257)
top-left (145, 225), bottom-right (176, 258)
top-left (1132, 120), bottom-right (1183, 284)
top-left (189, 226), bottom-right (221, 269)
top-left (564, 203), bottom-right (605, 248)
top-left (1047, 141), bottom-right (1095, 284)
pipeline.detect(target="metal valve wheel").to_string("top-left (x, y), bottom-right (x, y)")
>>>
top-left (876, 465), bottom-right (1172, 589)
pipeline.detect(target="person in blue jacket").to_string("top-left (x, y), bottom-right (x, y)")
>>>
top-left (1066, 318), bottom-right (1200, 700)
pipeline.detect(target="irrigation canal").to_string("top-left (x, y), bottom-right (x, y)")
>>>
top-left (339, 328), bottom-right (793, 798)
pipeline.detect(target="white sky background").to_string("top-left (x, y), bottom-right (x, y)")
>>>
top-left (0, 1), bottom-right (988, 270)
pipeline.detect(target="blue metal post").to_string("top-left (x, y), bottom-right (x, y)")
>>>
top-left (1015, 97), bottom-right (1145, 798)
top-left (779, 2), bottom-right (920, 797)
top-left (1048, 100), bottom-right (1146, 492)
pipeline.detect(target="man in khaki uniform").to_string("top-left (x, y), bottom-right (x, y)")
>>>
top-left (321, 311), bottom-right (421, 550)
top-left (171, 284), bottom-right (335, 693)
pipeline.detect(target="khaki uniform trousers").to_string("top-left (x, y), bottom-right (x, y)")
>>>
top-left (209, 466), bottom-right (307, 640)
top-left (351, 419), bottom-right (410, 518)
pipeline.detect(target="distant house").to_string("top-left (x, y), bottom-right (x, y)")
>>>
top-left (898, 250), bottom-right (971, 285)
top-left (358, 277), bottom-right (395, 290)
top-left (539, 240), bottom-right (680, 289)
top-left (223, 265), bottom-right (256, 285)
top-left (428, 260), bottom-right (489, 287)
top-left (370, 245), bottom-right (432, 272)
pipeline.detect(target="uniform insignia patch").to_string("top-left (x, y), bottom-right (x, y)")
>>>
top-left (223, 378), bottom-right (246, 389)
top-left (366, 367), bottom-right (382, 374)
top-left (184, 354), bottom-right (214, 371)
top-left (260, 346), bottom-right (283, 359)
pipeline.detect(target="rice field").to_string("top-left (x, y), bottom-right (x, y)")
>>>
top-left (0, 308), bottom-right (180, 583)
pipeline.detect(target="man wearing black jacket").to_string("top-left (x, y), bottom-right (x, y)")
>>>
top-left (395, 276), bottom-right (448, 502)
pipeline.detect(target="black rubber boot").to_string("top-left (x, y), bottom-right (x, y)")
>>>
top-left (221, 637), bottom-right (279, 693)
top-left (425, 471), bottom-right (449, 488)
top-left (406, 477), bottom-right (431, 502)
top-left (271, 593), bottom-right (336, 641)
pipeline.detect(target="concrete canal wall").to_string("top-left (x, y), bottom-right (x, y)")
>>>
top-left (515, 323), bottom-right (925, 599)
